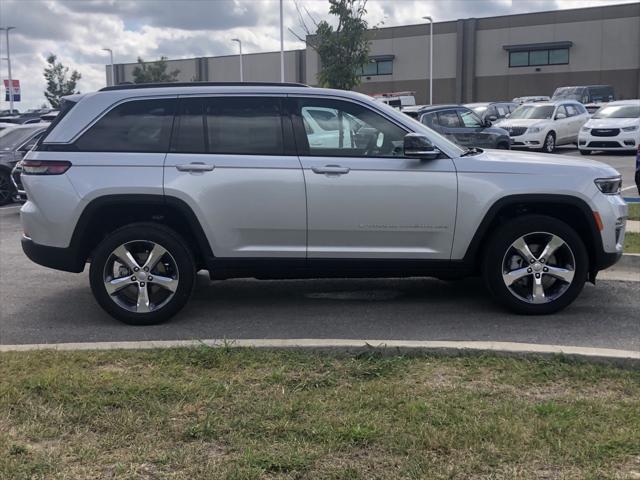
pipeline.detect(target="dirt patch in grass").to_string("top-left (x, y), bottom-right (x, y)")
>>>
top-left (1, 348), bottom-right (638, 479)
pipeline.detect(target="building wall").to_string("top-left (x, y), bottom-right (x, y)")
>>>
top-left (107, 3), bottom-right (639, 103)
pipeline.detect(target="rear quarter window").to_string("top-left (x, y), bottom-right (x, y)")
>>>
top-left (75, 98), bottom-right (176, 152)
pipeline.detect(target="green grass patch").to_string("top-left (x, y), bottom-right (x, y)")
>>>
top-left (1, 348), bottom-right (639, 479)
top-left (628, 203), bottom-right (640, 222)
top-left (624, 231), bottom-right (640, 254)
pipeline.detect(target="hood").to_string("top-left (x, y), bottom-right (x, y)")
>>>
top-left (585, 117), bottom-right (639, 129)
top-left (494, 118), bottom-right (548, 129)
top-left (454, 148), bottom-right (619, 178)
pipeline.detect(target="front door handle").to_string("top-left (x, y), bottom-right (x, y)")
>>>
top-left (311, 165), bottom-right (350, 175)
top-left (176, 162), bottom-right (215, 172)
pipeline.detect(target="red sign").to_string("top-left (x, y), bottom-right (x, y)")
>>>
top-left (4, 79), bottom-right (20, 102)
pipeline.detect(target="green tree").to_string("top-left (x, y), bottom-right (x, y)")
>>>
top-left (132, 57), bottom-right (180, 83)
top-left (304, 0), bottom-right (370, 90)
top-left (43, 54), bottom-right (81, 109)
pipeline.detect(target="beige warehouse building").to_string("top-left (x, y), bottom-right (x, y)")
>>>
top-left (108, 2), bottom-right (640, 104)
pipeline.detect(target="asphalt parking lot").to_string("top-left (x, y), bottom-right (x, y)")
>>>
top-left (0, 188), bottom-right (638, 350)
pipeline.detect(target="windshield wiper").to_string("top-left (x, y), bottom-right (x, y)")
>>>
top-left (461, 147), bottom-right (483, 156)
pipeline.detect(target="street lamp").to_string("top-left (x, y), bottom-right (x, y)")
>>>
top-left (231, 38), bottom-right (243, 82)
top-left (102, 48), bottom-right (114, 86)
top-left (0, 27), bottom-right (16, 113)
top-left (422, 16), bottom-right (433, 105)
top-left (279, 0), bottom-right (284, 82)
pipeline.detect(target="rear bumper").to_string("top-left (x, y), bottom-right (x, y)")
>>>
top-left (596, 251), bottom-right (623, 271)
top-left (21, 236), bottom-right (85, 273)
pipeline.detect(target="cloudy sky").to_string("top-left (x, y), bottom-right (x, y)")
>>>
top-left (0, 0), bottom-right (635, 109)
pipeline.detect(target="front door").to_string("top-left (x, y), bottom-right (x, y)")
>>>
top-left (292, 97), bottom-right (458, 260)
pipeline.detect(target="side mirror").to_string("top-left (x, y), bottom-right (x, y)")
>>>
top-left (484, 118), bottom-right (493, 127)
top-left (505, 113), bottom-right (511, 118)
top-left (488, 115), bottom-right (498, 123)
top-left (555, 112), bottom-right (567, 120)
top-left (403, 133), bottom-right (440, 160)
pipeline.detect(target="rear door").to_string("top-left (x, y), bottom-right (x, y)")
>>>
top-left (565, 104), bottom-right (586, 141)
top-left (435, 109), bottom-right (467, 147)
top-left (553, 105), bottom-right (570, 143)
top-left (163, 95), bottom-right (306, 258)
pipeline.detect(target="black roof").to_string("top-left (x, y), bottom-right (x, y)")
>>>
top-left (99, 81), bottom-right (310, 92)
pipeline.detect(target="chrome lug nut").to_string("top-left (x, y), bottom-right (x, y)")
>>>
top-left (540, 258), bottom-right (545, 263)
top-left (133, 267), bottom-right (139, 272)
top-left (140, 282), bottom-right (145, 287)
top-left (535, 273), bottom-right (541, 278)
top-left (131, 276), bottom-right (136, 281)
top-left (148, 276), bottom-right (153, 281)
top-left (527, 268), bottom-right (532, 273)
top-left (543, 267), bottom-right (549, 272)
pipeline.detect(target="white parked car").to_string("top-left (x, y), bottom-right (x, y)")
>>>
top-left (495, 101), bottom-right (590, 153)
top-left (578, 100), bottom-right (640, 155)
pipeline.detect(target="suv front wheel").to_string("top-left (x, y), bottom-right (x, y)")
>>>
top-left (483, 215), bottom-right (588, 314)
top-left (89, 223), bottom-right (196, 325)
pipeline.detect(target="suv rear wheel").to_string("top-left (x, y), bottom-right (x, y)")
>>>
top-left (89, 223), bottom-right (195, 325)
top-left (483, 215), bottom-right (588, 314)
top-left (0, 171), bottom-right (14, 206)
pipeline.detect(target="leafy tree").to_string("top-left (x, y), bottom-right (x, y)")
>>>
top-left (132, 57), bottom-right (180, 83)
top-left (43, 54), bottom-right (81, 109)
top-left (295, 0), bottom-right (371, 90)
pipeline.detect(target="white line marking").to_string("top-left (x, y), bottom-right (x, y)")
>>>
top-left (0, 339), bottom-right (638, 361)
top-left (622, 186), bottom-right (638, 192)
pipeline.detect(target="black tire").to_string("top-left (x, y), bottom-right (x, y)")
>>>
top-left (497, 142), bottom-right (510, 150)
top-left (89, 223), bottom-right (196, 325)
top-left (541, 132), bottom-right (556, 153)
top-left (579, 149), bottom-right (592, 155)
top-left (482, 215), bottom-right (588, 315)
top-left (0, 171), bottom-right (14, 206)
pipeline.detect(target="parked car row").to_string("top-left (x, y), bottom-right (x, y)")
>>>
top-left (0, 108), bottom-right (57, 125)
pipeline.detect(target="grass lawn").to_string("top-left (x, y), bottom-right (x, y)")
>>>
top-left (1, 348), bottom-right (639, 479)
top-left (624, 232), bottom-right (640, 254)
top-left (628, 203), bottom-right (640, 222)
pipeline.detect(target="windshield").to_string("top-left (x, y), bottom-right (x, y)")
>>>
top-left (509, 105), bottom-right (555, 120)
top-left (552, 87), bottom-right (583, 101)
top-left (592, 105), bottom-right (640, 119)
top-left (469, 105), bottom-right (487, 115)
top-left (0, 128), bottom-right (39, 151)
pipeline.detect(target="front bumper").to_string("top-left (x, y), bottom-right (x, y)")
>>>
top-left (509, 131), bottom-right (546, 148)
top-left (578, 131), bottom-right (638, 151)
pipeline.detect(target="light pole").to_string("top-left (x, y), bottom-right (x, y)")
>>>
top-left (279, 0), bottom-right (284, 82)
top-left (422, 16), bottom-right (433, 105)
top-left (102, 48), bottom-right (114, 86)
top-left (231, 38), bottom-right (243, 82)
top-left (0, 27), bottom-right (16, 113)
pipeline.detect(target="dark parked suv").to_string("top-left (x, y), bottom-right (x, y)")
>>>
top-left (403, 105), bottom-right (511, 149)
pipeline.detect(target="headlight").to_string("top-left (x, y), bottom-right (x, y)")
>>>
top-left (528, 127), bottom-right (541, 133)
top-left (622, 125), bottom-right (638, 132)
top-left (580, 126), bottom-right (591, 132)
top-left (594, 176), bottom-right (622, 195)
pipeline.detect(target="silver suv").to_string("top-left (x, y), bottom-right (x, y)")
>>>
top-left (19, 83), bottom-right (627, 324)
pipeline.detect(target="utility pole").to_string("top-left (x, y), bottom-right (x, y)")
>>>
top-left (1, 27), bottom-right (16, 112)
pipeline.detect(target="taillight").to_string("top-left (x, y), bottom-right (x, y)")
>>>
top-left (21, 160), bottom-right (71, 175)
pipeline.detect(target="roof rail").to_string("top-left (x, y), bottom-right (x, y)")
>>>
top-left (99, 81), bottom-right (310, 92)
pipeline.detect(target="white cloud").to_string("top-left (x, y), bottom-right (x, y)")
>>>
top-left (0, 0), bottom-right (635, 109)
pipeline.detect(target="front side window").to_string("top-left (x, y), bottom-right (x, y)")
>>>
top-left (459, 109), bottom-right (484, 128)
top-left (555, 106), bottom-right (568, 119)
top-left (296, 98), bottom-right (406, 157)
top-left (565, 104), bottom-right (580, 117)
top-left (171, 97), bottom-right (285, 155)
top-left (76, 99), bottom-right (175, 152)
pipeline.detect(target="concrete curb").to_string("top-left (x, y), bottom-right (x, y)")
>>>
top-left (1, 339), bottom-right (638, 366)
top-left (0, 205), bottom-right (21, 216)
top-left (616, 253), bottom-right (640, 270)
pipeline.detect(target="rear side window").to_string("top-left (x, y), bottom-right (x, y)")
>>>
top-left (75, 99), bottom-right (175, 152)
top-left (437, 110), bottom-right (462, 128)
top-left (171, 97), bottom-right (284, 155)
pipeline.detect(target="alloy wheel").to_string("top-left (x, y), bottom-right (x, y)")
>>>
top-left (501, 232), bottom-right (576, 304)
top-left (0, 174), bottom-right (12, 205)
top-left (103, 240), bottom-right (179, 313)
top-left (544, 134), bottom-right (555, 153)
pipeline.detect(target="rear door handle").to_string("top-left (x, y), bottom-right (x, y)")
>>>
top-left (176, 162), bottom-right (215, 172)
top-left (311, 165), bottom-right (350, 175)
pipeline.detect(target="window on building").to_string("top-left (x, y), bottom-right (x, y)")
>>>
top-left (357, 59), bottom-right (393, 76)
top-left (509, 48), bottom-right (569, 68)
top-left (75, 99), bottom-right (176, 152)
